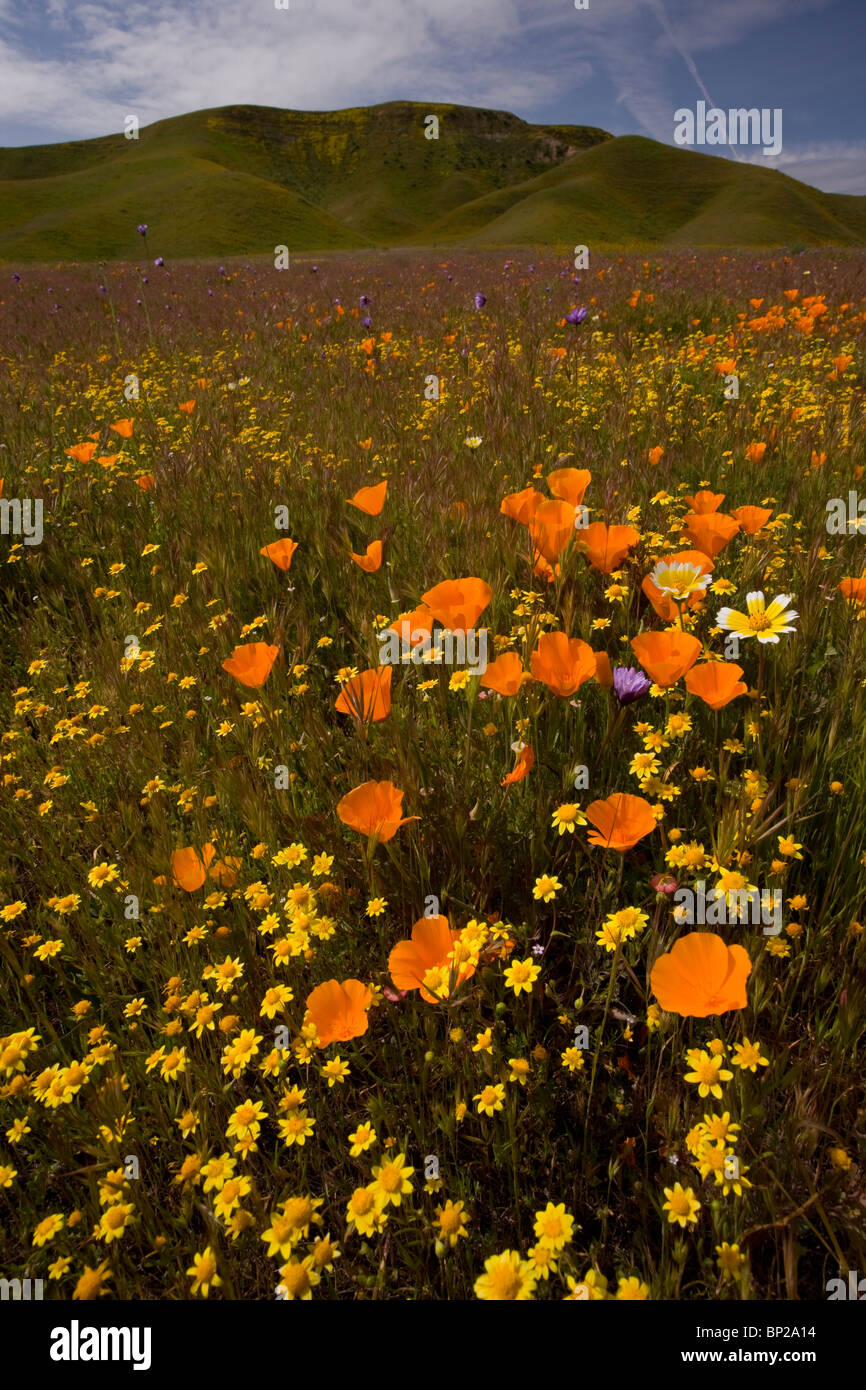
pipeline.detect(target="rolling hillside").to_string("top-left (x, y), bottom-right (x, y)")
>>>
top-left (0, 101), bottom-right (863, 260)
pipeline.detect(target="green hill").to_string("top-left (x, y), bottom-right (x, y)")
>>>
top-left (0, 102), bottom-right (863, 260)
top-left (416, 135), bottom-right (866, 247)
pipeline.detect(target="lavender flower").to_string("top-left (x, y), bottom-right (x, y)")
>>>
top-left (474, 292), bottom-right (486, 309)
top-left (154, 257), bottom-right (164, 267)
top-left (566, 305), bottom-right (588, 325)
top-left (613, 666), bottom-right (651, 705)
top-left (137, 224), bottom-right (148, 236)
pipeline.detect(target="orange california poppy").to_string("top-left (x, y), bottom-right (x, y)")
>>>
top-left (577, 522), bottom-right (640, 573)
top-left (305, 978), bottom-right (372, 1046)
top-left (547, 467), bottom-right (591, 507)
top-left (530, 632), bottom-right (596, 697)
top-left (683, 490), bottom-right (725, 514)
top-left (334, 666), bottom-right (392, 722)
top-left (260, 538), bottom-right (298, 571)
top-left (649, 932), bottom-right (752, 1018)
top-left (648, 445), bottom-right (664, 466)
top-left (839, 576), bottom-right (866, 604)
top-left (481, 652), bottom-right (526, 696)
top-left (529, 499), bottom-right (577, 563)
top-left (421, 577), bottom-right (492, 632)
top-left (110, 418), bottom-right (134, 438)
top-left (630, 630), bottom-right (701, 687)
top-left (222, 641), bottom-right (279, 688)
top-left (336, 780), bottom-right (418, 842)
top-left (135, 473), bottom-right (155, 491)
top-left (64, 442), bottom-right (98, 463)
top-left (641, 576), bottom-right (680, 623)
top-left (641, 550), bottom-right (712, 621)
top-left (500, 487), bottom-right (545, 525)
top-left (502, 745), bottom-right (534, 786)
top-left (172, 844), bottom-right (217, 892)
top-left (745, 442), bottom-right (766, 464)
top-left (533, 553), bottom-right (559, 583)
top-left (178, 400), bottom-right (195, 414)
top-left (685, 661), bottom-right (748, 710)
top-left (387, 605), bottom-right (434, 645)
top-left (350, 540), bottom-right (383, 572)
top-left (209, 856), bottom-right (242, 888)
top-left (388, 916), bottom-right (474, 1003)
top-left (733, 505), bottom-right (773, 535)
top-left (347, 481), bottom-right (387, 515)
top-left (664, 548), bottom-right (714, 575)
top-left (585, 793), bottom-right (656, 851)
top-left (593, 650), bottom-right (614, 687)
top-left (680, 511), bottom-right (740, 557)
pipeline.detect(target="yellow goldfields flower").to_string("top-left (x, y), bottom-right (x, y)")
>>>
top-left (473, 1083), bottom-right (506, 1116)
top-left (662, 1182), bottom-right (701, 1228)
top-left (503, 957), bottom-right (540, 995)
top-left (474, 1249), bottom-right (536, 1301)
top-left (187, 1246), bottom-right (223, 1297)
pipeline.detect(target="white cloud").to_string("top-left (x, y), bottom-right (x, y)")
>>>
top-left (0, 0), bottom-right (590, 142)
top-left (739, 143), bottom-right (866, 195)
top-left (0, 0), bottom-right (859, 204)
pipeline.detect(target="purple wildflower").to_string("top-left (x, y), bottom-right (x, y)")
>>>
top-left (613, 666), bottom-right (651, 705)
top-left (137, 224), bottom-right (148, 236)
top-left (566, 305), bottom-right (588, 325)
top-left (474, 292), bottom-right (486, 309)
top-left (154, 257), bottom-right (164, 267)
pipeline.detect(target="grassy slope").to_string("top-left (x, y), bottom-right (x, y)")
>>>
top-left (0, 103), bottom-right (611, 260)
top-left (421, 137), bottom-right (866, 247)
top-left (0, 107), bottom-right (863, 259)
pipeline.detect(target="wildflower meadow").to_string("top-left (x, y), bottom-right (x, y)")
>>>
top-left (1, 248), bottom-right (864, 1304)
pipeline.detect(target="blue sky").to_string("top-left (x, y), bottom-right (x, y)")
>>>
top-left (1, 0), bottom-right (864, 192)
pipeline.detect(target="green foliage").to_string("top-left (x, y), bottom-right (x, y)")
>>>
top-left (2, 106), bottom-right (864, 263)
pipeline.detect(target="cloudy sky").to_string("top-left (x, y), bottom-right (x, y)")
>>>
top-left (1, 0), bottom-right (864, 193)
